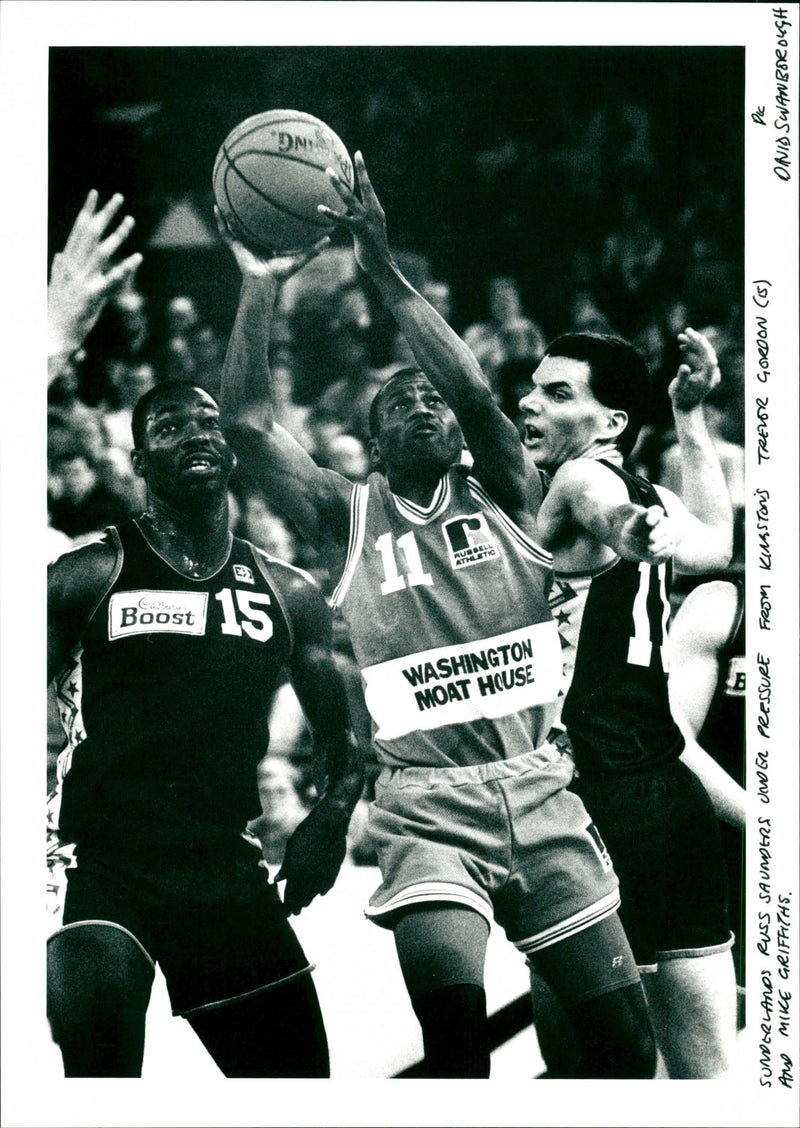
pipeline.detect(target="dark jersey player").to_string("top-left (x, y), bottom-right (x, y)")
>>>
top-left (519, 328), bottom-right (738, 1077)
top-left (47, 381), bottom-right (364, 1077)
top-left (215, 152), bottom-right (656, 1079)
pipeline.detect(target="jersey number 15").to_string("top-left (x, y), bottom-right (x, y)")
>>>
top-left (215, 588), bottom-right (274, 641)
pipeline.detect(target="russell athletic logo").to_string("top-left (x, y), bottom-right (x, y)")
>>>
top-left (442, 513), bottom-right (498, 569)
top-left (108, 591), bottom-right (208, 639)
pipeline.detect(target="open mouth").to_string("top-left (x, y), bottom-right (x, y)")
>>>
top-left (181, 451), bottom-right (219, 473)
top-left (523, 423), bottom-right (543, 445)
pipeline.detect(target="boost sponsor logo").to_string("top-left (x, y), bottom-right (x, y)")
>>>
top-left (108, 590), bottom-right (208, 639)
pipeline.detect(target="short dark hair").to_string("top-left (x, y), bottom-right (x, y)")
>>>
top-left (368, 367), bottom-right (425, 438)
top-left (131, 382), bottom-right (216, 449)
top-left (543, 332), bottom-right (653, 457)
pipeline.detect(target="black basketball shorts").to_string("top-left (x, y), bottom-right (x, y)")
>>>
top-left (572, 759), bottom-right (733, 970)
top-left (53, 838), bottom-right (312, 1017)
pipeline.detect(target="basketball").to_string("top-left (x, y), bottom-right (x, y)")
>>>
top-left (213, 109), bottom-right (354, 254)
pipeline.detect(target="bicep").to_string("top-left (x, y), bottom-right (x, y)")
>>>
top-left (668, 583), bottom-right (735, 735)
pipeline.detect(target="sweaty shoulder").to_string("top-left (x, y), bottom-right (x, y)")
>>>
top-left (48, 534), bottom-right (120, 615)
top-left (48, 533), bottom-right (122, 681)
top-left (551, 457), bottom-right (631, 499)
top-left (249, 546), bottom-right (328, 631)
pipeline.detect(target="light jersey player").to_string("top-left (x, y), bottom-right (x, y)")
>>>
top-left (217, 152), bottom-right (656, 1079)
top-left (519, 328), bottom-right (741, 1077)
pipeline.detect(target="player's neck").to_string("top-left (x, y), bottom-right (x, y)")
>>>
top-left (384, 463), bottom-right (446, 508)
top-left (138, 496), bottom-right (231, 579)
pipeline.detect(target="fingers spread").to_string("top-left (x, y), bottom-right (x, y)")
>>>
top-left (99, 214), bottom-right (136, 262)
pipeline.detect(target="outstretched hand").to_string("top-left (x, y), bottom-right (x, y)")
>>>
top-left (669, 327), bottom-right (720, 411)
top-left (215, 206), bottom-right (330, 284)
top-left (616, 503), bottom-right (676, 564)
top-left (276, 800), bottom-right (349, 916)
top-left (317, 150), bottom-right (392, 276)
top-left (48, 190), bottom-right (142, 367)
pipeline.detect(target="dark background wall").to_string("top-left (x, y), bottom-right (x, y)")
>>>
top-left (49, 45), bottom-right (744, 335)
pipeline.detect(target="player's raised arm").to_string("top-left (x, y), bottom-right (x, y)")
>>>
top-left (319, 151), bottom-right (538, 519)
top-left (48, 191), bottom-right (142, 384)
top-left (272, 570), bottom-right (365, 915)
top-left (217, 217), bottom-right (352, 557)
top-left (655, 328), bottom-right (733, 574)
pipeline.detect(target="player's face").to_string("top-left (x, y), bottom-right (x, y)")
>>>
top-left (519, 356), bottom-right (621, 473)
top-left (134, 387), bottom-right (235, 500)
top-left (374, 376), bottom-right (463, 476)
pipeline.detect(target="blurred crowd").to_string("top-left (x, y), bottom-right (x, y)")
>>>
top-left (47, 92), bottom-right (744, 869)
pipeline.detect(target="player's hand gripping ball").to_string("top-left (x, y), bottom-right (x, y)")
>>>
top-left (213, 109), bottom-right (354, 255)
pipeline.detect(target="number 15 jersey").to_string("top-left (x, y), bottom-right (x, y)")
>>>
top-left (53, 519), bottom-right (295, 856)
top-left (330, 468), bottom-right (562, 769)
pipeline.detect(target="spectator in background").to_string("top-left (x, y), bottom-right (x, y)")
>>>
top-left (236, 490), bottom-right (298, 562)
top-left (307, 282), bottom-right (385, 447)
top-left (566, 290), bottom-right (614, 335)
top-left (111, 289), bottom-right (150, 355)
top-left (48, 444), bottom-right (134, 541)
top-left (420, 279), bottom-right (454, 325)
top-left (461, 322), bottom-right (506, 395)
top-left (187, 322), bottom-right (225, 400)
top-left (498, 316), bottom-right (547, 366)
top-left (315, 432), bottom-right (370, 484)
top-left (165, 294), bottom-right (200, 339)
top-left (100, 360), bottom-right (158, 456)
top-left (600, 189), bottom-right (665, 332)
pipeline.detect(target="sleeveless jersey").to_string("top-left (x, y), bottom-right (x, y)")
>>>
top-left (555, 461), bottom-right (685, 777)
top-left (52, 519), bottom-right (296, 854)
top-left (697, 580), bottom-right (745, 787)
top-left (330, 468), bottom-right (562, 768)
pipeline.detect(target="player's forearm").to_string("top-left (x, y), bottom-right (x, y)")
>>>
top-left (672, 406), bottom-right (733, 560)
top-left (679, 738), bottom-right (745, 829)
top-left (369, 258), bottom-right (494, 409)
top-left (313, 730), bottom-right (365, 819)
top-left (220, 274), bottom-right (279, 430)
top-left (575, 495), bottom-right (647, 562)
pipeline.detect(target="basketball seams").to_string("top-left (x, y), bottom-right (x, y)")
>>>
top-left (223, 157), bottom-right (333, 230)
top-left (213, 109), bottom-right (353, 252)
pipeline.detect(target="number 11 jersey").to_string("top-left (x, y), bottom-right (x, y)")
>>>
top-left (330, 468), bottom-right (563, 769)
top-left (556, 461), bottom-right (685, 777)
